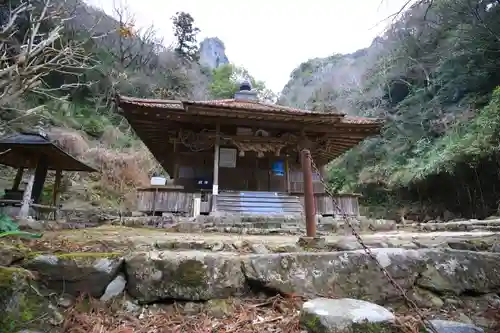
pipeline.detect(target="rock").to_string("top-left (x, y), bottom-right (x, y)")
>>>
top-left (57, 294), bottom-right (74, 308)
top-left (427, 319), bottom-right (484, 333)
top-left (300, 298), bottom-right (395, 333)
top-left (250, 243), bottom-right (270, 254)
top-left (0, 266), bottom-right (60, 333)
top-left (297, 237), bottom-right (326, 249)
top-left (125, 251), bottom-right (245, 302)
top-left (211, 241), bottom-right (225, 252)
top-left (269, 244), bottom-right (302, 253)
top-left (0, 246), bottom-right (25, 266)
top-left (205, 299), bottom-right (231, 318)
top-left (447, 241), bottom-right (479, 251)
top-left (330, 240), bottom-right (362, 251)
top-left (123, 300), bottom-right (141, 313)
top-left (100, 273), bottom-right (127, 302)
top-left (232, 240), bottom-right (244, 250)
top-left (23, 253), bottom-right (123, 297)
top-left (491, 243), bottom-right (500, 253)
top-left (243, 249), bottom-right (500, 302)
top-left (408, 287), bottom-right (444, 308)
top-left (416, 250), bottom-right (500, 295)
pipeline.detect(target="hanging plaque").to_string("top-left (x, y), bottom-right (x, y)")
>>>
top-left (219, 148), bottom-right (237, 168)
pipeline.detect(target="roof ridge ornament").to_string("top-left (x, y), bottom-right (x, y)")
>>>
top-left (234, 80), bottom-right (258, 101)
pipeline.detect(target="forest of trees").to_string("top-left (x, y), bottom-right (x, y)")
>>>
top-left (281, 0), bottom-right (500, 220)
top-left (0, 0), bottom-right (272, 209)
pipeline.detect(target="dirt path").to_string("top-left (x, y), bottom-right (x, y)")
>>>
top-left (28, 226), bottom-right (498, 253)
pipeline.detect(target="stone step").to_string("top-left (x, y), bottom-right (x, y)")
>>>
top-left (216, 191), bottom-right (303, 215)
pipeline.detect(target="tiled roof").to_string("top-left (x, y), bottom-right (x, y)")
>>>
top-left (341, 115), bottom-right (384, 125)
top-left (117, 95), bottom-right (184, 110)
top-left (117, 95), bottom-right (382, 125)
top-left (183, 99), bottom-right (341, 116)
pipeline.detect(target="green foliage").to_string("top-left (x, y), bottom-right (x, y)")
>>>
top-left (209, 64), bottom-right (276, 102)
top-left (282, 0), bottom-right (500, 218)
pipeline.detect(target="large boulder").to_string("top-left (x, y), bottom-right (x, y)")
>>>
top-left (243, 249), bottom-right (500, 303)
top-left (22, 253), bottom-right (123, 297)
top-left (125, 251), bottom-right (246, 303)
top-left (300, 298), bottom-right (395, 333)
top-left (0, 266), bottom-right (62, 333)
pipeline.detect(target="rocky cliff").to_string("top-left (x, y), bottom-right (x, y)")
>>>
top-left (199, 37), bottom-right (229, 70)
top-left (278, 1), bottom-right (500, 221)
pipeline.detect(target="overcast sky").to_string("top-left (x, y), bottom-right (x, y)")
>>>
top-left (85, 0), bottom-right (412, 92)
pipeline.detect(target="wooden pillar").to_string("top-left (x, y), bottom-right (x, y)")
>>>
top-left (285, 155), bottom-right (290, 193)
top-left (301, 149), bottom-right (316, 237)
top-left (31, 154), bottom-right (49, 203)
top-left (52, 170), bottom-right (62, 220)
top-left (212, 123), bottom-right (220, 211)
top-left (12, 168), bottom-right (24, 190)
top-left (172, 139), bottom-right (179, 181)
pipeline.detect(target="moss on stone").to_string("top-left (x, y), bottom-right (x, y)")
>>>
top-left (0, 266), bottom-right (44, 333)
top-left (303, 312), bottom-right (322, 332)
top-left (176, 260), bottom-right (207, 287)
top-left (54, 251), bottom-right (122, 259)
top-left (0, 266), bottom-right (33, 287)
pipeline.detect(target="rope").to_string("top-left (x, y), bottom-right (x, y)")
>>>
top-left (307, 151), bottom-right (439, 333)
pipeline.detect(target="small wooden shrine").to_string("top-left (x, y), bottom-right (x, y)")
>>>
top-left (116, 82), bottom-right (383, 216)
top-left (0, 131), bottom-right (96, 218)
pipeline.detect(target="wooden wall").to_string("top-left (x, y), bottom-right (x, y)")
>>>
top-left (298, 193), bottom-right (360, 216)
top-left (137, 188), bottom-right (212, 214)
top-left (175, 149), bottom-right (287, 192)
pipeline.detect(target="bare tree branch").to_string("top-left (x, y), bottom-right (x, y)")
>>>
top-left (0, 0), bottom-right (96, 108)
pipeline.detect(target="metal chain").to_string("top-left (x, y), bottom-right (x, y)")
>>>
top-left (308, 153), bottom-right (438, 333)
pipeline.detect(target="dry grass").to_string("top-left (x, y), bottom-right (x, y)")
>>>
top-left (62, 295), bottom-right (304, 333)
top-left (59, 295), bottom-right (436, 333)
top-left (46, 127), bottom-right (162, 209)
top-left (49, 128), bottom-right (91, 157)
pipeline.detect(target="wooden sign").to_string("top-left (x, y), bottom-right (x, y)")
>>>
top-left (219, 148), bottom-right (237, 168)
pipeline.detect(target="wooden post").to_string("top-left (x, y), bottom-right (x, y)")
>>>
top-left (152, 187), bottom-right (158, 216)
top-left (31, 154), bottom-right (49, 203)
top-left (285, 156), bottom-right (290, 193)
top-left (52, 170), bottom-right (62, 220)
top-left (212, 123), bottom-right (220, 211)
top-left (12, 168), bottom-right (24, 190)
top-left (301, 149), bottom-right (316, 237)
top-left (18, 170), bottom-right (35, 219)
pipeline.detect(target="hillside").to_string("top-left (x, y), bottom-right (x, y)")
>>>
top-left (280, 0), bottom-right (500, 221)
top-left (0, 0), bottom-right (274, 212)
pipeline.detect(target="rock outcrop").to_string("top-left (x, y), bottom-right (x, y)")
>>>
top-left (199, 37), bottom-right (229, 70)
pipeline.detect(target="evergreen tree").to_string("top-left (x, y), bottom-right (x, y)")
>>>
top-left (171, 11), bottom-right (200, 62)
